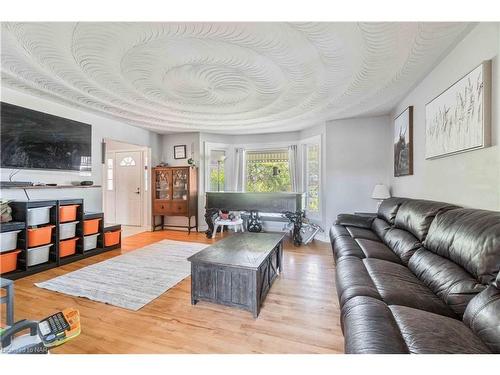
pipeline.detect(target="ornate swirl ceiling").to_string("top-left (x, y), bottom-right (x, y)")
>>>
top-left (1, 22), bottom-right (470, 134)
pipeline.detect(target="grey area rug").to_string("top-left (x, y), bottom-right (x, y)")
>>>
top-left (35, 240), bottom-right (207, 311)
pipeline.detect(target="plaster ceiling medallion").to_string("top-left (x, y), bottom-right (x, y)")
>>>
top-left (1, 22), bottom-right (470, 134)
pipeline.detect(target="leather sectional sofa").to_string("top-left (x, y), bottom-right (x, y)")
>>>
top-left (330, 197), bottom-right (500, 354)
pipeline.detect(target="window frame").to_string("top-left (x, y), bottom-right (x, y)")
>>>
top-left (106, 157), bottom-right (114, 191)
top-left (301, 135), bottom-right (322, 220)
top-left (243, 147), bottom-right (292, 193)
top-left (204, 142), bottom-right (231, 192)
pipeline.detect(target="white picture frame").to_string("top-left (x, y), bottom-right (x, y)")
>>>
top-left (425, 61), bottom-right (491, 159)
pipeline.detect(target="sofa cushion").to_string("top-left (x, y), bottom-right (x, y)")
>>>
top-left (336, 214), bottom-right (374, 229)
top-left (423, 208), bottom-right (500, 285)
top-left (345, 226), bottom-right (380, 242)
top-left (377, 197), bottom-right (408, 225)
top-left (383, 228), bottom-right (421, 265)
top-left (371, 218), bottom-right (391, 241)
top-left (394, 199), bottom-right (459, 242)
top-left (341, 296), bottom-right (408, 353)
top-left (330, 224), bottom-right (350, 243)
top-left (363, 258), bottom-right (457, 318)
top-left (333, 236), bottom-right (364, 261)
top-left (463, 285), bottom-right (500, 353)
top-left (409, 248), bottom-right (485, 316)
top-left (335, 256), bottom-right (381, 307)
top-left (389, 305), bottom-right (491, 354)
top-left (356, 239), bottom-right (401, 264)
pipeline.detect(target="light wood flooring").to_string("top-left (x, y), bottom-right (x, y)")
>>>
top-left (5, 230), bottom-right (343, 354)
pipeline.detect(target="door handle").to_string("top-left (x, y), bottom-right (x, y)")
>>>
top-left (135, 187), bottom-right (140, 194)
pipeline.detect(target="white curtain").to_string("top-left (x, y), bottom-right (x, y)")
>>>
top-left (288, 145), bottom-right (299, 192)
top-left (234, 147), bottom-right (245, 191)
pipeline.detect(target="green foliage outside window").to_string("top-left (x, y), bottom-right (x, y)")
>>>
top-left (306, 144), bottom-right (320, 212)
top-left (246, 161), bottom-right (291, 192)
top-left (209, 167), bottom-right (225, 191)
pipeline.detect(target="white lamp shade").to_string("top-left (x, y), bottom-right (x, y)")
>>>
top-left (372, 184), bottom-right (391, 200)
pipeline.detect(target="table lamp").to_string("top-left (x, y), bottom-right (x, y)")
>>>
top-left (372, 184), bottom-right (391, 209)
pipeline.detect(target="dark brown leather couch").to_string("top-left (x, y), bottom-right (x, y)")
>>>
top-left (330, 197), bottom-right (500, 354)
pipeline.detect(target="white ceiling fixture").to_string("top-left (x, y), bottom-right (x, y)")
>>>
top-left (1, 22), bottom-right (471, 134)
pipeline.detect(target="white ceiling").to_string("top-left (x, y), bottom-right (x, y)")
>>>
top-left (1, 22), bottom-right (471, 134)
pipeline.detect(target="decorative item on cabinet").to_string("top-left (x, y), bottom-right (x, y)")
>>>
top-left (152, 166), bottom-right (198, 233)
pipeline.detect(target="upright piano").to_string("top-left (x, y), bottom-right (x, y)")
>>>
top-left (204, 192), bottom-right (305, 241)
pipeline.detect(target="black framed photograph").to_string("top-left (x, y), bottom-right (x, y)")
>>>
top-left (394, 106), bottom-right (413, 177)
top-left (174, 145), bottom-right (187, 159)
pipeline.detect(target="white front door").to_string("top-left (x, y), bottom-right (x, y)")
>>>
top-left (115, 151), bottom-right (142, 226)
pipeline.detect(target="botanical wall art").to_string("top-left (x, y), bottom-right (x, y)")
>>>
top-left (425, 61), bottom-right (491, 159)
top-left (394, 106), bottom-right (413, 177)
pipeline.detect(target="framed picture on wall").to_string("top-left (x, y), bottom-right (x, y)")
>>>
top-left (394, 106), bottom-right (413, 177)
top-left (174, 145), bottom-right (187, 159)
top-left (425, 61), bottom-right (491, 159)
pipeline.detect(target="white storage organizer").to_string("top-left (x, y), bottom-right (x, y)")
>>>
top-left (27, 243), bottom-right (52, 266)
top-left (83, 233), bottom-right (99, 251)
top-left (0, 230), bottom-right (21, 253)
top-left (27, 206), bottom-right (53, 226)
top-left (59, 221), bottom-right (79, 240)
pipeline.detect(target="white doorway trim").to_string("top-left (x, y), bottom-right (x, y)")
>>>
top-left (102, 139), bottom-right (152, 231)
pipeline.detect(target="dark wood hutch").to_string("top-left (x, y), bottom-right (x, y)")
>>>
top-left (151, 166), bottom-right (198, 233)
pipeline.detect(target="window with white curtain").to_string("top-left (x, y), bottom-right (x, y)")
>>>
top-left (304, 139), bottom-right (321, 216)
top-left (207, 149), bottom-right (226, 192)
top-left (244, 149), bottom-right (292, 192)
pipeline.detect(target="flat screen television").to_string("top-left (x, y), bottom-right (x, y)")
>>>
top-left (1, 102), bottom-right (92, 171)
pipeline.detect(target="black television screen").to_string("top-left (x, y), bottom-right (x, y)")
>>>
top-left (1, 102), bottom-right (92, 171)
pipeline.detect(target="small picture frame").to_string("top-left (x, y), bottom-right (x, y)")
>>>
top-left (174, 145), bottom-right (187, 159)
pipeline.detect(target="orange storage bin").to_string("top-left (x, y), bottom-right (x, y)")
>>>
top-left (104, 230), bottom-right (121, 247)
top-left (0, 250), bottom-right (21, 273)
top-left (84, 218), bottom-right (101, 235)
top-left (28, 225), bottom-right (55, 247)
top-left (59, 205), bottom-right (79, 223)
top-left (59, 237), bottom-right (78, 258)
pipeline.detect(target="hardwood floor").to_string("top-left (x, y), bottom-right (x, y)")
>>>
top-left (6, 230), bottom-right (343, 354)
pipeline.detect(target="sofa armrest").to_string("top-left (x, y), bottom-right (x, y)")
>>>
top-left (336, 214), bottom-right (375, 229)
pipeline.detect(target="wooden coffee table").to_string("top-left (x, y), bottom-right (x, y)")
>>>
top-left (188, 232), bottom-right (284, 318)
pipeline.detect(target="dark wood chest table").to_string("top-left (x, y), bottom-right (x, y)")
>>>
top-left (188, 233), bottom-right (284, 318)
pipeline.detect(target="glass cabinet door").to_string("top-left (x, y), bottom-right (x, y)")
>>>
top-left (155, 169), bottom-right (171, 200)
top-left (172, 168), bottom-right (188, 200)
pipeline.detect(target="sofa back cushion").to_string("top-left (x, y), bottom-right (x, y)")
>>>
top-left (463, 284), bottom-right (500, 353)
top-left (371, 218), bottom-right (391, 240)
top-left (423, 208), bottom-right (500, 285)
top-left (377, 197), bottom-right (407, 224)
top-left (409, 248), bottom-right (485, 316)
top-left (394, 199), bottom-right (460, 242)
top-left (383, 228), bottom-right (421, 265)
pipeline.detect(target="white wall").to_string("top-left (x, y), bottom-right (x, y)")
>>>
top-left (160, 132), bottom-right (200, 167)
top-left (324, 116), bottom-right (392, 227)
top-left (390, 23), bottom-right (500, 210)
top-left (1, 87), bottom-right (162, 212)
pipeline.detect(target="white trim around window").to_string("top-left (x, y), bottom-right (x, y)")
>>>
top-left (300, 134), bottom-right (322, 220)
